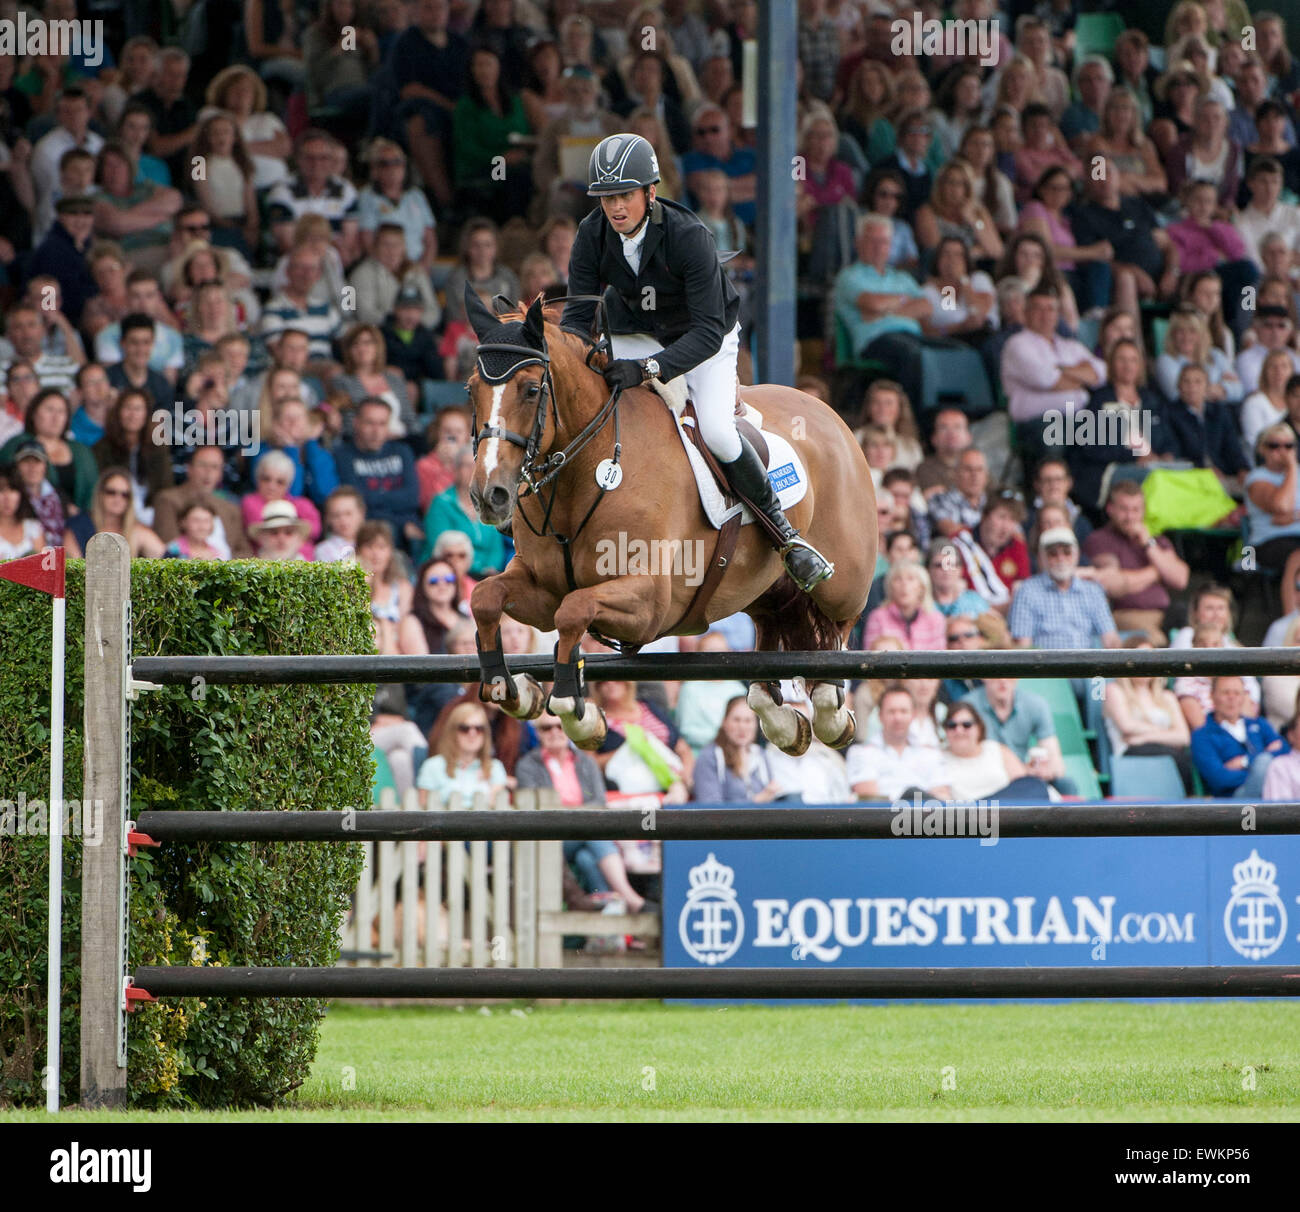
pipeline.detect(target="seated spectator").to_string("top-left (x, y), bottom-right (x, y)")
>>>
top-left (1241, 349), bottom-right (1295, 454)
top-left (314, 486), bottom-right (365, 563)
top-left (442, 219), bottom-right (522, 329)
top-left (683, 103), bottom-right (756, 226)
top-left (452, 45), bottom-right (534, 225)
top-left (994, 230), bottom-right (1080, 331)
top-left (151, 443), bottom-right (250, 556)
top-left (356, 519), bottom-right (412, 653)
top-left (1191, 676), bottom-right (1288, 798)
top-left (241, 448), bottom-right (322, 546)
top-left (1233, 155), bottom-right (1300, 270)
top-left (1017, 166), bottom-right (1111, 315)
top-left (106, 313), bottom-right (173, 407)
top-left (929, 447), bottom-right (989, 539)
top-left (1262, 615), bottom-right (1300, 730)
top-left (420, 446), bottom-right (506, 577)
top-left (266, 129), bottom-right (360, 265)
top-left (190, 110), bottom-right (258, 258)
top-left (335, 324), bottom-right (418, 440)
top-left (1245, 422), bottom-right (1300, 614)
top-left (920, 236), bottom-right (997, 342)
top-left (0, 465), bottom-right (48, 558)
top-left (933, 65), bottom-right (986, 162)
top-left (247, 498), bottom-right (312, 562)
top-left (201, 64), bottom-right (293, 193)
top-left (837, 60), bottom-right (895, 169)
top-left (1229, 57), bottom-right (1292, 151)
top-left (334, 397), bottom-right (422, 551)
top-left (90, 142), bottom-right (182, 275)
top-left (1164, 95), bottom-right (1241, 210)
top-left (303, 0), bottom-right (379, 128)
top-left (355, 138), bottom-right (436, 268)
top-left (1000, 287), bottom-right (1105, 452)
top-left (1112, 30), bottom-right (1158, 128)
top-left (1154, 307), bottom-right (1242, 404)
top-left (417, 700), bottom-right (510, 807)
top-left (517, 709), bottom-right (649, 911)
top-left (251, 397), bottom-right (338, 508)
top-left (383, 288), bottom-right (447, 402)
top-left (927, 538), bottom-right (990, 619)
top-left (29, 197), bottom-right (99, 329)
top-left (415, 407), bottom-right (471, 514)
top-left (1171, 584), bottom-right (1240, 649)
top-left (180, 282), bottom-right (241, 376)
top-left (1174, 623), bottom-right (1262, 730)
top-left (962, 676), bottom-right (1070, 791)
top-left (1237, 306), bottom-right (1300, 396)
top-left (1162, 362), bottom-right (1249, 489)
top-left (1012, 104), bottom-right (1083, 206)
top-left (976, 493), bottom-right (1030, 597)
top-left (880, 108), bottom-right (937, 218)
top-left (1242, 100), bottom-right (1300, 202)
top-left (398, 556), bottom-right (465, 654)
top-left (914, 160), bottom-right (1003, 264)
top-left (1071, 162), bottom-right (1177, 311)
top-left (861, 676), bottom-right (945, 750)
top-left (692, 695), bottom-right (783, 803)
top-left (91, 269), bottom-right (183, 382)
top-left (863, 561), bottom-right (947, 650)
top-left (30, 86), bottom-right (104, 212)
top-left (938, 701), bottom-right (1054, 803)
top-left (1009, 526), bottom-right (1120, 649)
top-left (879, 468), bottom-right (930, 547)
top-left (259, 245), bottom-right (343, 369)
top-left (1028, 457), bottom-right (1092, 548)
top-left (92, 387), bottom-right (175, 520)
top-left (593, 679), bottom-right (692, 802)
top-left (915, 407), bottom-right (971, 500)
top-left (0, 387), bottom-right (97, 513)
top-left (1082, 87), bottom-right (1168, 197)
top-left (64, 466), bottom-right (166, 558)
top-left (1104, 636), bottom-right (1195, 792)
top-left (1167, 180), bottom-right (1257, 336)
top-left (846, 684), bottom-right (952, 802)
top-left (348, 222), bottom-right (441, 331)
top-left (531, 63), bottom-right (623, 222)
top-left (163, 497), bottom-right (226, 560)
top-left (9, 442), bottom-right (66, 547)
top-left (674, 631), bottom-right (748, 752)
top-left (1070, 340), bottom-right (1171, 511)
top-left (1082, 480), bottom-right (1191, 644)
top-left (1263, 713), bottom-right (1300, 800)
top-left (2, 303), bottom-right (83, 397)
top-left (959, 126), bottom-right (1017, 238)
top-left (858, 169), bottom-right (919, 273)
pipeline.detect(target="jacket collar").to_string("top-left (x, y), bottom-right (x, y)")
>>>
top-left (639, 198), bottom-right (665, 265)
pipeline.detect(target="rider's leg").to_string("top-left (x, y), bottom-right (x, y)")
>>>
top-left (687, 324), bottom-right (834, 592)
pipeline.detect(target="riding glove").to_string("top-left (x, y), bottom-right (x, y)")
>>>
top-left (603, 359), bottom-right (644, 391)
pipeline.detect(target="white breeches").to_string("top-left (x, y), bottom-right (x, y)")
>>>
top-left (611, 322), bottom-right (743, 462)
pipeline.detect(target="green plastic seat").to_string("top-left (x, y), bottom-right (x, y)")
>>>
top-left (1074, 12), bottom-right (1125, 62)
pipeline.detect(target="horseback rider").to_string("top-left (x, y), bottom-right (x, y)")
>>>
top-left (560, 131), bottom-right (834, 593)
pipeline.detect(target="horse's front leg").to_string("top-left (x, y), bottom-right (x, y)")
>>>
top-left (469, 563), bottom-right (558, 720)
top-left (548, 575), bottom-right (667, 750)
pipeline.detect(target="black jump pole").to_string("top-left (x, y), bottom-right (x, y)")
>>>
top-left (127, 646), bottom-right (1300, 686)
top-left (133, 802), bottom-right (1300, 842)
top-left (130, 965), bottom-right (1300, 1000)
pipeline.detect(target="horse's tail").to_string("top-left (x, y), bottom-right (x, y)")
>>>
top-left (749, 574), bottom-right (848, 654)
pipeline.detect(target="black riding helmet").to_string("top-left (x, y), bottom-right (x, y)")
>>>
top-left (586, 132), bottom-right (660, 196)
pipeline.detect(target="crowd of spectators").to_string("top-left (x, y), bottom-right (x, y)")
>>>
top-left (8, 1), bottom-right (1300, 912)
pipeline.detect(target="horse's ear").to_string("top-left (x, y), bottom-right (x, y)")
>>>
top-left (464, 284), bottom-right (497, 340)
top-left (492, 294), bottom-right (515, 316)
top-left (522, 295), bottom-right (547, 352)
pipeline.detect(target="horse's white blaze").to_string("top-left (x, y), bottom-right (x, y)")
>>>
top-left (482, 383), bottom-right (506, 476)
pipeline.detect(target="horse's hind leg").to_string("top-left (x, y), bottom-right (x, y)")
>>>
top-left (748, 681), bottom-right (812, 756)
top-left (810, 680), bottom-right (855, 749)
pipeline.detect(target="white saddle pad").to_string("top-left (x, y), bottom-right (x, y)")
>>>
top-left (649, 379), bottom-right (809, 529)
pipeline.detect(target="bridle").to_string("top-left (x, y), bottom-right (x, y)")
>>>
top-left (470, 295), bottom-right (626, 571)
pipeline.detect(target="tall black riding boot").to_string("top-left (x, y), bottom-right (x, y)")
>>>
top-left (719, 435), bottom-right (834, 592)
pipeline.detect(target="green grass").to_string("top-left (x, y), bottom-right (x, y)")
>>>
top-left (6, 1001), bottom-right (1300, 1122)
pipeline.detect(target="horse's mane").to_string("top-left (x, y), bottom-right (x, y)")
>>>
top-left (496, 301), bottom-right (606, 368)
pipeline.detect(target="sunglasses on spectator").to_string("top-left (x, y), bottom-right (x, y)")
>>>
top-left (695, 124), bottom-right (723, 135)
top-left (181, 222), bottom-right (210, 234)
top-left (101, 486), bottom-right (130, 498)
top-left (948, 630), bottom-right (979, 641)
top-left (458, 722), bottom-right (487, 734)
top-left (876, 189), bottom-right (904, 200)
top-left (426, 573), bottom-right (457, 584)
top-left (375, 159), bottom-right (404, 168)
top-left (945, 717), bottom-right (976, 730)
top-left (536, 722), bottom-right (564, 733)
top-left (1266, 440), bottom-right (1296, 450)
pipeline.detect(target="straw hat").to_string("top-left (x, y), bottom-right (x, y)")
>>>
top-left (249, 499), bottom-right (311, 540)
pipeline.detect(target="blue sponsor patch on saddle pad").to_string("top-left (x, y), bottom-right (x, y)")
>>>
top-left (768, 462), bottom-right (800, 492)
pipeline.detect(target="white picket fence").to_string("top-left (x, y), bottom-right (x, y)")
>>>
top-left (337, 786), bottom-right (660, 969)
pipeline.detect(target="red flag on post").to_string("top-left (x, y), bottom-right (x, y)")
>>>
top-left (0, 547), bottom-right (65, 598)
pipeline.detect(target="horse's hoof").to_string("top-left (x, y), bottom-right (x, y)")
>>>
top-left (514, 673), bottom-right (546, 720)
top-left (774, 711), bottom-right (812, 757)
top-left (819, 709), bottom-right (856, 750)
top-left (570, 704), bottom-right (608, 752)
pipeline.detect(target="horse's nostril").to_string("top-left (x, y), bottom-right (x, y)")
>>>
top-left (487, 485), bottom-right (510, 511)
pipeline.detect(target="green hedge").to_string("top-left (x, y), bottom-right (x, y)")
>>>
top-left (0, 558), bottom-right (375, 1108)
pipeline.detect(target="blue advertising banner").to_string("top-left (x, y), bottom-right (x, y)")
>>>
top-left (663, 828), bottom-right (1300, 978)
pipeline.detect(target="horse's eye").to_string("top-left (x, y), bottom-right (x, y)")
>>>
top-left (525, 383), bottom-right (541, 397)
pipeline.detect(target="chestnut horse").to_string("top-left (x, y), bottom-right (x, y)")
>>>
top-left (464, 291), bottom-right (876, 755)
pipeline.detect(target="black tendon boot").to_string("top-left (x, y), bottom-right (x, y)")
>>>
top-left (720, 434), bottom-right (834, 592)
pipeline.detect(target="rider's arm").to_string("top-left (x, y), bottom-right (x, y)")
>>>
top-left (652, 223), bottom-right (729, 382)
